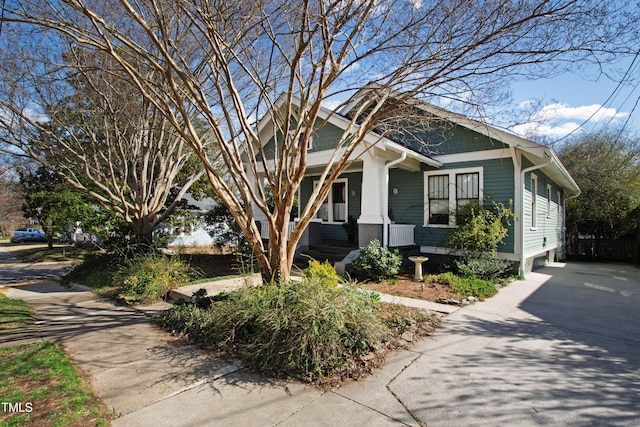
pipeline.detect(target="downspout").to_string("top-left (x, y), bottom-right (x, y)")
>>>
top-left (519, 152), bottom-right (553, 277)
top-left (383, 152), bottom-right (406, 247)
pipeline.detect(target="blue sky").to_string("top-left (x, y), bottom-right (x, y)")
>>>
top-left (507, 57), bottom-right (640, 143)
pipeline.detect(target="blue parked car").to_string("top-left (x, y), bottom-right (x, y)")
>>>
top-left (10, 228), bottom-right (48, 243)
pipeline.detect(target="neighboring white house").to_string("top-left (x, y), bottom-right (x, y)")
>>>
top-left (158, 194), bottom-right (218, 247)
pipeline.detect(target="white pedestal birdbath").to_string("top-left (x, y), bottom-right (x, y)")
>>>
top-left (408, 256), bottom-right (429, 281)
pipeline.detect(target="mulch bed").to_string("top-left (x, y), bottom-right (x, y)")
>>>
top-left (361, 271), bottom-right (465, 303)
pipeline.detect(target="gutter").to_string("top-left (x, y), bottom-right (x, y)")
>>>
top-left (383, 152), bottom-right (407, 247)
top-left (384, 140), bottom-right (441, 168)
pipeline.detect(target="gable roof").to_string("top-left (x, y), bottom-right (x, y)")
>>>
top-left (340, 87), bottom-right (580, 196)
top-left (254, 93), bottom-right (441, 169)
top-left (253, 90), bottom-right (579, 197)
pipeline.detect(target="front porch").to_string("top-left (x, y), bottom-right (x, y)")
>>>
top-left (259, 220), bottom-right (416, 250)
top-left (253, 138), bottom-right (438, 262)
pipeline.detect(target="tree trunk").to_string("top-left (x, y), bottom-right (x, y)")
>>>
top-left (132, 217), bottom-right (156, 246)
top-left (267, 225), bottom-right (292, 283)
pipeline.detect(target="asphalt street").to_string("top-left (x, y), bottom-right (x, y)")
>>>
top-left (0, 243), bottom-right (67, 286)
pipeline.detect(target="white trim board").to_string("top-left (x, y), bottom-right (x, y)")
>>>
top-left (432, 148), bottom-right (513, 164)
top-left (419, 246), bottom-right (520, 262)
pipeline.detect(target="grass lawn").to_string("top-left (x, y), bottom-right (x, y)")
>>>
top-left (0, 294), bottom-right (35, 329)
top-left (14, 245), bottom-right (87, 263)
top-left (0, 295), bottom-right (113, 426)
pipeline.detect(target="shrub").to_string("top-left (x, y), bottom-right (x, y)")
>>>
top-left (443, 200), bottom-right (515, 281)
top-left (445, 200), bottom-right (515, 256)
top-left (450, 276), bottom-right (497, 300)
top-left (64, 251), bottom-right (124, 289)
top-left (425, 272), bottom-right (497, 300)
top-left (303, 259), bottom-right (342, 288)
top-left (158, 275), bottom-right (386, 382)
top-left (352, 239), bottom-right (402, 282)
top-left (113, 253), bottom-right (200, 304)
top-left (454, 257), bottom-right (513, 280)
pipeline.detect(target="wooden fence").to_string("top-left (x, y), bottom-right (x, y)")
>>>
top-left (567, 237), bottom-right (639, 263)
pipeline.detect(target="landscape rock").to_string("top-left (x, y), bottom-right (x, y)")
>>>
top-left (401, 331), bottom-right (414, 342)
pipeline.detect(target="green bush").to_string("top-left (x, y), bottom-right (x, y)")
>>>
top-left (64, 251), bottom-right (124, 289)
top-left (445, 201), bottom-right (514, 256)
top-left (158, 275), bottom-right (386, 381)
top-left (113, 253), bottom-right (200, 304)
top-left (303, 259), bottom-right (342, 288)
top-left (425, 272), bottom-right (497, 300)
top-left (352, 239), bottom-right (402, 282)
top-left (443, 200), bottom-right (515, 281)
top-left (454, 257), bottom-right (513, 280)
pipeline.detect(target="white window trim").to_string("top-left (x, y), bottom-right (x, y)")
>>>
top-left (423, 167), bottom-right (483, 228)
top-left (546, 184), bottom-right (552, 219)
top-left (290, 127), bottom-right (314, 150)
top-left (313, 178), bottom-right (348, 224)
top-left (531, 173), bottom-right (538, 230)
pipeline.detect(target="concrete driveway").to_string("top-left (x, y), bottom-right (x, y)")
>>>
top-left (391, 262), bottom-right (640, 426)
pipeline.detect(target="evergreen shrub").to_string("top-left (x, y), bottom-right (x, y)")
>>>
top-left (352, 239), bottom-right (402, 282)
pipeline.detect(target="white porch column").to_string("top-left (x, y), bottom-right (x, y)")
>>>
top-left (358, 154), bottom-right (385, 247)
top-left (358, 154), bottom-right (385, 224)
top-left (244, 163), bottom-right (268, 223)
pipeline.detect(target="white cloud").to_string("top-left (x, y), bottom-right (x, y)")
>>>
top-left (512, 101), bottom-right (629, 139)
top-left (512, 121), bottom-right (582, 139)
top-left (343, 61), bottom-right (360, 74)
top-left (532, 102), bottom-right (628, 122)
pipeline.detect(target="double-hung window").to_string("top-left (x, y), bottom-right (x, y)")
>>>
top-left (456, 172), bottom-right (480, 216)
top-left (290, 127), bottom-right (314, 150)
top-left (556, 191), bottom-right (562, 228)
top-left (428, 175), bottom-right (449, 225)
top-left (424, 168), bottom-right (483, 227)
top-left (546, 184), bottom-right (552, 218)
top-left (531, 174), bottom-right (538, 229)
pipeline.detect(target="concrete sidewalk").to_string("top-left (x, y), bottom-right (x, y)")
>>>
top-left (5, 279), bottom-right (431, 426)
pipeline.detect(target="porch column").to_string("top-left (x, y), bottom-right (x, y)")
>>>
top-left (244, 163), bottom-right (268, 237)
top-left (358, 154), bottom-right (385, 247)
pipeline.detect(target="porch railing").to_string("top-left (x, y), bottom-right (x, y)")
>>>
top-left (388, 223), bottom-right (415, 247)
top-left (260, 221), bottom-right (296, 241)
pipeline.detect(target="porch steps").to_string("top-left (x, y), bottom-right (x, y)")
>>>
top-left (295, 240), bottom-right (357, 267)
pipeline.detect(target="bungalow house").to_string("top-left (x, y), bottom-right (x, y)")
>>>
top-left (252, 92), bottom-right (580, 276)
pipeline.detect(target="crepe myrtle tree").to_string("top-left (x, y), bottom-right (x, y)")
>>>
top-left (1, 0), bottom-right (637, 281)
top-left (0, 45), bottom-right (210, 245)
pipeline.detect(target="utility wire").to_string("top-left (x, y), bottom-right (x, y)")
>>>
top-left (551, 50), bottom-right (640, 144)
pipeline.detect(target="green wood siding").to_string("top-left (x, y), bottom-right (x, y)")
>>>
top-left (402, 124), bottom-right (510, 156)
top-left (388, 169), bottom-right (424, 225)
top-left (261, 121), bottom-right (346, 159)
top-left (309, 122), bottom-right (346, 153)
top-left (392, 158), bottom-right (516, 253)
top-left (523, 168), bottom-right (564, 257)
